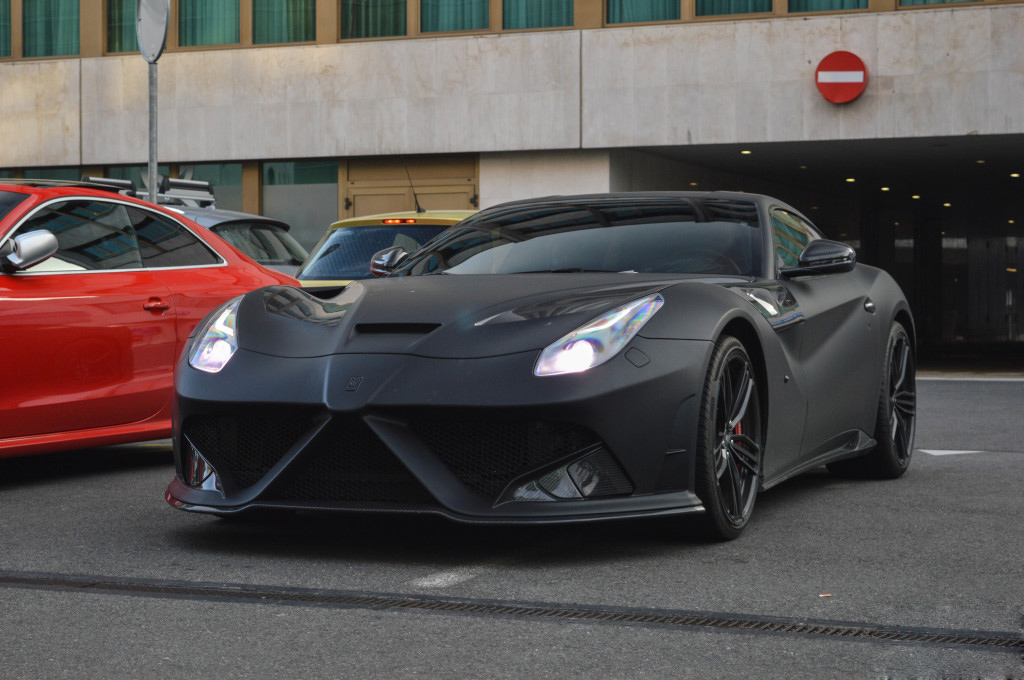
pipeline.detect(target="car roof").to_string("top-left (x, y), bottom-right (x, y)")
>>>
top-left (167, 206), bottom-right (292, 231)
top-left (329, 210), bottom-right (477, 229)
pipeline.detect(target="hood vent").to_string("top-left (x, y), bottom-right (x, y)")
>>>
top-left (354, 323), bottom-right (441, 336)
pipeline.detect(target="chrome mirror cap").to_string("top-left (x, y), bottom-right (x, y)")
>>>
top-left (2, 230), bottom-right (59, 273)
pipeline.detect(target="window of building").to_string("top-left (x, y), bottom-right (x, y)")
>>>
top-left (421, 0), bottom-right (489, 33)
top-left (899, 0), bottom-right (979, 5)
top-left (1, 0), bottom-right (11, 58)
top-left (340, 0), bottom-right (406, 39)
top-left (789, 0), bottom-right (866, 11)
top-left (262, 161), bottom-right (338, 250)
top-left (179, 0), bottom-right (239, 47)
top-left (696, 0), bottom-right (772, 16)
top-left (607, 0), bottom-right (679, 24)
top-left (23, 167), bottom-right (79, 181)
top-left (253, 0), bottom-right (315, 44)
top-left (107, 0), bottom-right (138, 53)
top-left (22, 0), bottom-right (79, 57)
top-left (183, 163), bottom-right (244, 212)
top-left (504, 0), bottom-right (572, 29)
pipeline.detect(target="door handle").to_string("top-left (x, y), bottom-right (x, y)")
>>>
top-left (143, 298), bottom-right (171, 312)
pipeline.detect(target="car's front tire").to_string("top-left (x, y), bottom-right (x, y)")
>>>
top-left (693, 335), bottom-right (763, 541)
top-left (828, 321), bottom-right (916, 479)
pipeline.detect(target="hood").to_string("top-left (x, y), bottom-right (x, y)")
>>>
top-left (236, 274), bottom-right (683, 359)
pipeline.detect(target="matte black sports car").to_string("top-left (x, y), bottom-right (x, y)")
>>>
top-left (166, 192), bottom-right (916, 540)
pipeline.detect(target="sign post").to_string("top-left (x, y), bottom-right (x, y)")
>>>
top-left (815, 51), bottom-right (868, 105)
top-left (137, 0), bottom-right (170, 203)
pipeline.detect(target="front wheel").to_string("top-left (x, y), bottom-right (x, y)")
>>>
top-left (694, 336), bottom-right (763, 541)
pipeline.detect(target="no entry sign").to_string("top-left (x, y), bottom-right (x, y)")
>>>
top-left (816, 51), bottom-right (868, 104)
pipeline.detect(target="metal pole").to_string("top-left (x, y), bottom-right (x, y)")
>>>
top-left (148, 61), bottom-right (158, 203)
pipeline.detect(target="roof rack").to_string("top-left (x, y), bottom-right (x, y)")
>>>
top-left (79, 176), bottom-right (139, 197)
top-left (158, 177), bottom-right (216, 207)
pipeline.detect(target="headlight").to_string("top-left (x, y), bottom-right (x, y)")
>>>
top-left (189, 297), bottom-right (242, 373)
top-left (534, 293), bottom-right (663, 376)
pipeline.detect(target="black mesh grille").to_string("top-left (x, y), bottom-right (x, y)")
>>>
top-left (409, 420), bottom-right (601, 500)
top-left (183, 412), bottom-right (314, 492)
top-left (268, 417), bottom-right (435, 505)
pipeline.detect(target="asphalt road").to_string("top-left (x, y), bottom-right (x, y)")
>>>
top-left (1, 378), bottom-right (1022, 679)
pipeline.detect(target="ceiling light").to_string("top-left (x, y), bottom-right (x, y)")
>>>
top-left (689, 182), bottom-right (699, 187)
top-left (976, 160), bottom-right (985, 164)
top-left (845, 178), bottom-right (855, 183)
top-left (1012, 173), bottom-right (1021, 178)
top-left (740, 150), bottom-right (752, 155)
top-left (881, 187), bottom-right (890, 191)
top-left (912, 195), bottom-right (921, 200)
top-left (943, 203), bottom-right (951, 207)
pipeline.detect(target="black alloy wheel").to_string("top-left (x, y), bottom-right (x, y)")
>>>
top-left (694, 335), bottom-right (763, 541)
top-left (828, 321), bottom-right (916, 479)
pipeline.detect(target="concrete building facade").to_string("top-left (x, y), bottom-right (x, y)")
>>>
top-left (1, 1), bottom-right (1022, 349)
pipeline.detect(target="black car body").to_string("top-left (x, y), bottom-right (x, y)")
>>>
top-left (167, 192), bottom-right (916, 539)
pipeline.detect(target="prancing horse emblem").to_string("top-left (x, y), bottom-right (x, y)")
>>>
top-left (345, 376), bottom-right (363, 392)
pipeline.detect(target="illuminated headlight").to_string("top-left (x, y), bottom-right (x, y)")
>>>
top-left (534, 294), bottom-right (663, 376)
top-left (189, 297), bottom-right (242, 373)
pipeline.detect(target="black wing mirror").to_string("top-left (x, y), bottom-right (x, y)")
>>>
top-left (779, 239), bottom-right (856, 279)
top-left (1, 230), bottom-right (59, 273)
top-left (370, 246), bottom-right (408, 277)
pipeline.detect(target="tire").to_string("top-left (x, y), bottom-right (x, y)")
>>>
top-left (694, 336), bottom-right (764, 541)
top-left (827, 321), bottom-right (916, 479)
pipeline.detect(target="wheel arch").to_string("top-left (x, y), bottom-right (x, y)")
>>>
top-left (719, 316), bottom-right (769, 450)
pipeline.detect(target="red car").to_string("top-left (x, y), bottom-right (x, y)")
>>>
top-left (0, 180), bottom-right (297, 457)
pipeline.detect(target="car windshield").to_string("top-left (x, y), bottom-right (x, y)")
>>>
top-left (392, 197), bottom-right (763, 278)
top-left (0, 189), bottom-right (29, 222)
top-left (297, 224), bottom-right (449, 280)
top-left (214, 222), bottom-right (308, 266)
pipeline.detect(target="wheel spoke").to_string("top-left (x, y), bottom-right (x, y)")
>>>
top-left (727, 373), bottom-right (754, 431)
top-left (891, 342), bottom-right (909, 395)
top-left (725, 457), bottom-right (744, 518)
top-left (715, 445), bottom-right (729, 479)
top-left (893, 391), bottom-right (916, 417)
top-left (727, 435), bottom-right (760, 475)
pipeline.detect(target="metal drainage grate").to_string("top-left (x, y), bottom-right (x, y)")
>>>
top-left (1, 571), bottom-right (1021, 652)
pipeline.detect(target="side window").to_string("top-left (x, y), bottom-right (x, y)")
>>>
top-left (12, 200), bottom-right (142, 271)
top-left (129, 207), bottom-right (221, 267)
top-left (771, 209), bottom-right (820, 272)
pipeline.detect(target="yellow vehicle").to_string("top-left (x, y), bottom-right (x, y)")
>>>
top-left (296, 210), bottom-right (475, 287)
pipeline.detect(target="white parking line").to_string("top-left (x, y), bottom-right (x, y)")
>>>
top-left (919, 449), bottom-right (983, 456)
top-left (918, 376), bottom-right (1024, 382)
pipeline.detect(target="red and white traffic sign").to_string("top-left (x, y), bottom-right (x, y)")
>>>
top-left (816, 51), bottom-right (868, 104)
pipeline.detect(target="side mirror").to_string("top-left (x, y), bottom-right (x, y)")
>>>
top-left (779, 239), bottom-right (856, 279)
top-left (1, 230), bottom-right (59, 273)
top-left (370, 246), bottom-right (408, 277)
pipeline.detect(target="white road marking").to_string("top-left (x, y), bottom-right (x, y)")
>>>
top-left (919, 449), bottom-right (983, 456)
top-left (411, 565), bottom-right (490, 589)
top-left (918, 376), bottom-right (1024, 382)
